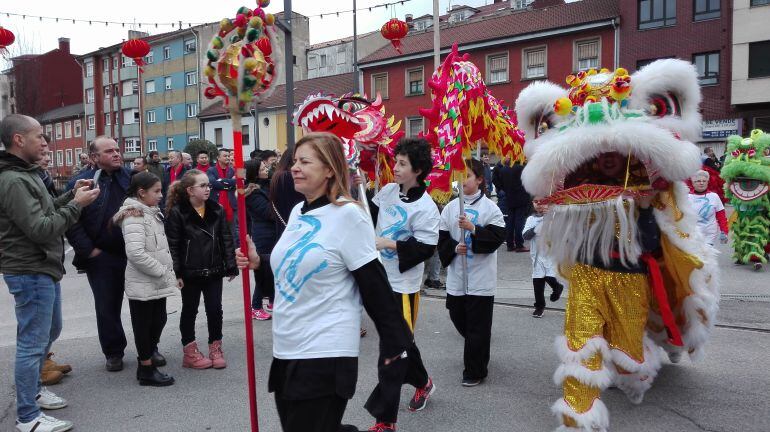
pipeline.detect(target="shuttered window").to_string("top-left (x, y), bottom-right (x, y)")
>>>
top-left (576, 40), bottom-right (599, 71)
top-left (488, 54), bottom-right (509, 84)
top-left (372, 73), bottom-right (389, 99)
top-left (524, 48), bottom-right (546, 79)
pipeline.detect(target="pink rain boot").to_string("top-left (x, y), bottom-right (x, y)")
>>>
top-left (209, 340), bottom-right (227, 369)
top-left (183, 342), bottom-right (213, 369)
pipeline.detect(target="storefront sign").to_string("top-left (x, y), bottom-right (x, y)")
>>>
top-left (702, 118), bottom-right (742, 139)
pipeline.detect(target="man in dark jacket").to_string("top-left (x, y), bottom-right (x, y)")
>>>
top-left (207, 148), bottom-right (237, 225)
top-left (0, 114), bottom-right (99, 431)
top-left (66, 136), bottom-right (133, 372)
top-left (493, 158), bottom-right (532, 252)
top-left (146, 150), bottom-right (164, 179)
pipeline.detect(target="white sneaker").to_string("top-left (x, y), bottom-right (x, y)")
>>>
top-left (36, 387), bottom-right (67, 410)
top-left (16, 413), bottom-right (73, 432)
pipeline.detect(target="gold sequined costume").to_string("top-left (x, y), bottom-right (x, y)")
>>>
top-left (514, 60), bottom-right (720, 431)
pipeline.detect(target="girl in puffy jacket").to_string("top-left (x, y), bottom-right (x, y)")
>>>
top-left (113, 172), bottom-right (176, 386)
top-left (165, 170), bottom-right (238, 370)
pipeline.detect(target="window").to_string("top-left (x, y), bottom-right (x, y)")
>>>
top-left (85, 62), bottom-right (93, 77)
top-left (166, 107), bottom-right (173, 121)
top-left (308, 55), bottom-right (318, 70)
top-left (694, 0), bottom-right (720, 20)
top-left (406, 117), bottom-right (424, 137)
top-left (145, 51), bottom-right (154, 65)
top-left (167, 137), bottom-right (174, 150)
top-left (487, 53), bottom-right (509, 84)
top-left (163, 46), bottom-right (171, 60)
top-left (64, 121), bottom-right (72, 139)
top-left (415, 20), bottom-right (427, 31)
top-left (512, 0), bottom-right (533, 9)
top-left (751, 0), bottom-right (770, 5)
top-left (185, 71), bottom-right (197, 86)
top-left (125, 138), bottom-right (141, 153)
top-left (86, 88), bottom-right (95, 103)
top-left (147, 110), bottom-right (156, 123)
top-left (638, 0), bottom-right (676, 30)
top-left (75, 148), bottom-right (83, 161)
top-left (188, 135), bottom-right (199, 142)
top-left (114, 112), bottom-right (120, 125)
top-left (87, 115), bottom-right (95, 130)
top-left (56, 151), bottom-right (63, 166)
top-left (184, 39), bottom-right (197, 53)
top-left (575, 39), bottom-right (600, 71)
top-left (66, 149), bottom-right (73, 166)
top-left (694, 52), bottom-right (719, 85)
top-left (748, 40), bottom-right (770, 78)
top-left (406, 67), bottom-right (424, 95)
top-left (337, 46), bottom-right (346, 65)
top-left (114, 84), bottom-right (120, 96)
top-left (523, 47), bottom-right (546, 79)
top-left (45, 124), bottom-right (53, 137)
top-left (103, 57), bottom-right (110, 71)
top-left (105, 113), bottom-right (111, 126)
top-left (74, 120), bottom-right (81, 137)
top-left (238, 125), bottom-right (249, 146)
top-left (55, 123), bottom-right (63, 140)
top-left (121, 56), bottom-right (134, 68)
top-left (215, 128), bottom-right (223, 146)
top-left (122, 80), bottom-right (136, 96)
top-left (103, 85), bottom-right (111, 100)
top-left (148, 139), bottom-right (157, 152)
top-left (123, 109), bottom-right (138, 124)
top-left (186, 103), bottom-right (197, 118)
top-left (320, 54), bottom-right (328, 68)
top-left (372, 73), bottom-right (389, 99)
top-left (165, 76), bottom-right (172, 90)
top-left (145, 80), bottom-right (156, 94)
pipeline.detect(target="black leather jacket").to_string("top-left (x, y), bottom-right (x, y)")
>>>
top-left (165, 199), bottom-right (237, 279)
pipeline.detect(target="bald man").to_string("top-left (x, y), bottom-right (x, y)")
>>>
top-left (0, 114), bottom-right (99, 431)
top-left (66, 135), bottom-right (133, 372)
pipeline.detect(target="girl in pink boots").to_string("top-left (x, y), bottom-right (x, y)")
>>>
top-left (165, 170), bottom-right (238, 369)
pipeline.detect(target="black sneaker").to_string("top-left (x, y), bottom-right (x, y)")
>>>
top-left (106, 356), bottom-right (124, 372)
top-left (408, 377), bottom-right (435, 411)
top-left (532, 308), bottom-right (544, 318)
top-left (550, 284), bottom-right (564, 302)
top-left (462, 377), bottom-right (483, 387)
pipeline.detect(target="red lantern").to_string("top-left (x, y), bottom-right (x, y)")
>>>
top-left (380, 18), bottom-right (408, 54)
top-left (0, 26), bottom-right (15, 54)
top-left (256, 36), bottom-right (272, 58)
top-left (121, 38), bottom-right (151, 70)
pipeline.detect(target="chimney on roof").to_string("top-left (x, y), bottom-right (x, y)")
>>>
top-left (529, 0), bottom-right (564, 9)
top-left (58, 38), bottom-right (70, 54)
top-left (405, 14), bottom-right (413, 23)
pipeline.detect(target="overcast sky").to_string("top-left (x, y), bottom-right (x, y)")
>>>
top-left (2, 0), bottom-right (493, 59)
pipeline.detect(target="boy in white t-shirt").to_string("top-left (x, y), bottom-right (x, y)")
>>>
top-left (366, 138), bottom-right (438, 431)
top-left (688, 170), bottom-right (728, 246)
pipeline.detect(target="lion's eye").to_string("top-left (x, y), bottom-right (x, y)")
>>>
top-left (535, 114), bottom-right (553, 138)
top-left (647, 93), bottom-right (680, 118)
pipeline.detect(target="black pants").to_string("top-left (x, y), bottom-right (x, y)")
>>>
top-left (251, 255), bottom-right (275, 310)
top-left (275, 394), bottom-right (348, 432)
top-left (506, 206), bottom-right (529, 248)
top-left (533, 277), bottom-right (563, 309)
top-left (85, 252), bottom-right (128, 358)
top-left (128, 298), bottom-right (167, 361)
top-left (446, 294), bottom-right (494, 380)
top-left (180, 276), bottom-right (223, 346)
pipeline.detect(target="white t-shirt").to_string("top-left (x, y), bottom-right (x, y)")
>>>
top-left (687, 192), bottom-right (724, 245)
top-left (523, 214), bottom-right (558, 278)
top-left (373, 183), bottom-right (440, 294)
top-left (270, 200), bottom-right (379, 359)
top-left (440, 192), bottom-right (505, 296)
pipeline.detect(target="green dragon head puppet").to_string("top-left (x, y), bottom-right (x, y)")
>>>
top-left (721, 129), bottom-right (770, 268)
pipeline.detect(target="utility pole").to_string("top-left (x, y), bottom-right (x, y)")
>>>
top-left (276, 0), bottom-right (295, 153)
top-left (433, 0), bottom-right (440, 69)
top-left (353, 0), bottom-right (359, 93)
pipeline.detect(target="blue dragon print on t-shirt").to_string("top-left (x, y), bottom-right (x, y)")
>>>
top-left (463, 208), bottom-right (480, 260)
top-left (380, 205), bottom-right (412, 260)
top-left (693, 195), bottom-right (713, 225)
top-left (274, 215), bottom-right (329, 303)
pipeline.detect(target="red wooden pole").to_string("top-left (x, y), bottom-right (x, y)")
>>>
top-left (231, 109), bottom-right (259, 431)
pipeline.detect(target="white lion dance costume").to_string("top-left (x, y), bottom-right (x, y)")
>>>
top-left (515, 59), bottom-right (720, 431)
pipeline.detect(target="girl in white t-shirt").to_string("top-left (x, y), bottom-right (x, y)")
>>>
top-left (688, 170), bottom-right (728, 246)
top-left (240, 132), bottom-right (429, 432)
top-left (438, 158), bottom-right (506, 387)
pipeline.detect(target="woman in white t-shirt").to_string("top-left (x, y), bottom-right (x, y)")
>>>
top-left (438, 159), bottom-right (506, 387)
top-left (238, 132), bottom-right (422, 432)
top-left (688, 169), bottom-right (728, 246)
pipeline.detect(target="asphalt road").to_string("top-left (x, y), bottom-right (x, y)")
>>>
top-left (1, 239), bottom-right (768, 431)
